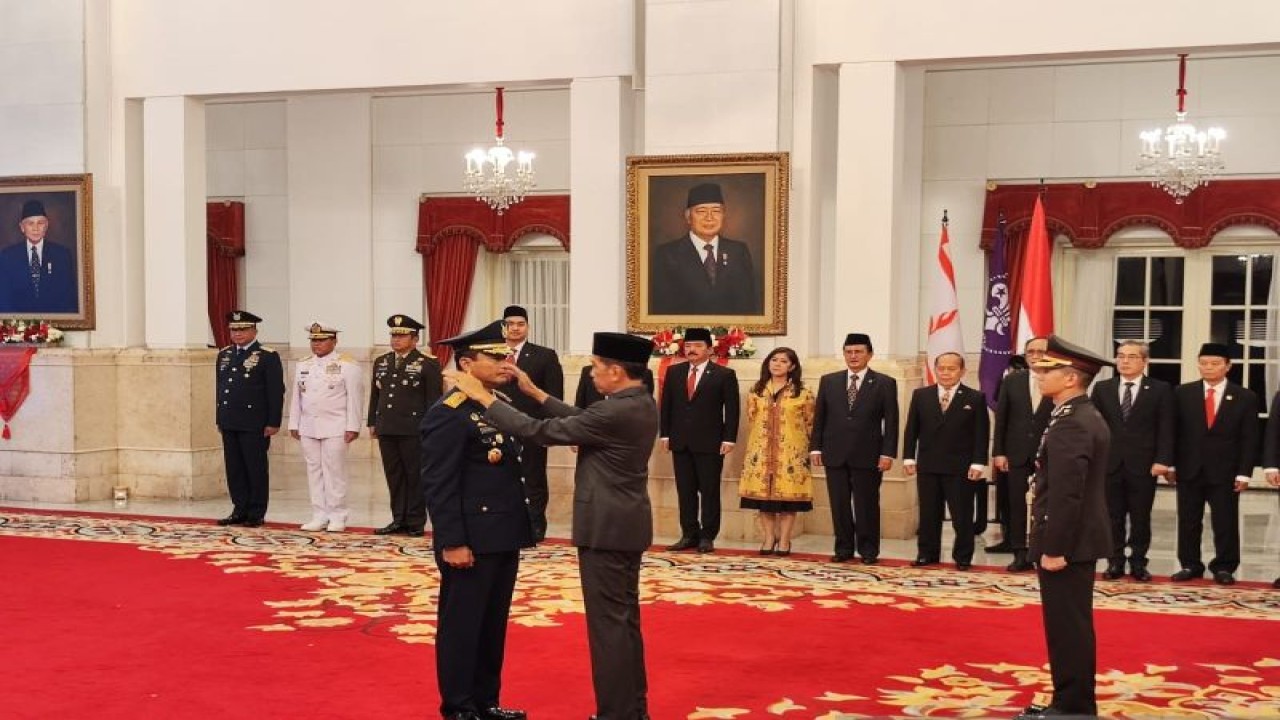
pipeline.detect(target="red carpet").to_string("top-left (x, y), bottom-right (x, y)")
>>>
top-left (1, 510), bottom-right (1278, 718)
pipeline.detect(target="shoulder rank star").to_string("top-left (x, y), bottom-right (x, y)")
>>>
top-left (487, 448), bottom-right (503, 464)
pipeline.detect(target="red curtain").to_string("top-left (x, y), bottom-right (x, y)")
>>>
top-left (423, 234), bottom-right (482, 366)
top-left (206, 202), bottom-right (246, 348)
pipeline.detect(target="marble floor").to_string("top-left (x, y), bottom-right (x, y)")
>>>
top-left (5, 467), bottom-right (1279, 584)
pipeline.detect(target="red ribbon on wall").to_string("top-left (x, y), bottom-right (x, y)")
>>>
top-left (0, 347), bottom-right (37, 440)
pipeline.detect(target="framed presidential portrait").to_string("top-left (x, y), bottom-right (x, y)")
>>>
top-left (626, 152), bottom-right (789, 334)
top-left (0, 174), bottom-right (95, 329)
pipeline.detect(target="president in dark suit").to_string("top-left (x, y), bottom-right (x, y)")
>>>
top-left (810, 333), bottom-right (898, 564)
top-left (214, 310), bottom-right (285, 528)
top-left (649, 183), bottom-right (761, 316)
top-left (991, 336), bottom-right (1053, 572)
top-left (0, 200), bottom-right (79, 314)
top-left (495, 305), bottom-right (564, 542)
top-left (367, 314), bottom-right (442, 537)
top-left (1169, 342), bottom-right (1259, 586)
top-left (454, 331), bottom-right (658, 720)
top-left (660, 327), bottom-right (740, 554)
top-left (421, 320), bottom-right (532, 720)
top-left (1019, 336), bottom-right (1113, 719)
top-left (1089, 340), bottom-right (1174, 582)
top-left (903, 352), bottom-right (989, 570)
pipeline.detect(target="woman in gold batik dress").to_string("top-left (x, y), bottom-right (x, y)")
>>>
top-left (738, 347), bottom-right (815, 556)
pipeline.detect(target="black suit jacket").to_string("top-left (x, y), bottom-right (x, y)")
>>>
top-left (575, 364), bottom-right (654, 408)
top-left (497, 342), bottom-right (564, 418)
top-left (810, 368), bottom-right (899, 469)
top-left (367, 348), bottom-right (443, 436)
top-left (1028, 395), bottom-right (1113, 562)
top-left (0, 240), bottom-right (78, 314)
top-left (659, 361), bottom-right (740, 453)
top-left (902, 383), bottom-right (989, 475)
top-left (1172, 380), bottom-right (1259, 482)
top-left (1089, 375), bottom-right (1175, 475)
top-left (215, 341), bottom-right (285, 432)
top-left (992, 370), bottom-right (1054, 466)
top-left (649, 236), bottom-right (760, 315)
top-left (487, 386), bottom-right (658, 552)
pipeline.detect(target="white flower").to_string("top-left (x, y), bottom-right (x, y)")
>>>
top-left (47, 327), bottom-right (64, 342)
top-left (666, 342), bottom-right (679, 355)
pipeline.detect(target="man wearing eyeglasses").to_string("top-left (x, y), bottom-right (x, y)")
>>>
top-left (649, 183), bottom-right (761, 316)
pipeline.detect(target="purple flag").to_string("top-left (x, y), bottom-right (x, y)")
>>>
top-left (979, 216), bottom-right (1012, 410)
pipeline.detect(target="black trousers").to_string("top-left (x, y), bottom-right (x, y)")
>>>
top-left (1006, 464), bottom-right (1033, 550)
top-left (825, 464), bottom-right (882, 559)
top-left (220, 429), bottom-right (271, 521)
top-left (994, 469), bottom-right (1010, 530)
top-left (579, 547), bottom-right (648, 720)
top-left (434, 549), bottom-right (520, 716)
top-left (672, 450), bottom-right (724, 541)
top-left (520, 444), bottom-right (550, 540)
top-left (378, 434), bottom-right (426, 530)
top-left (916, 472), bottom-right (976, 564)
top-left (1175, 473), bottom-right (1241, 574)
top-left (1106, 467), bottom-right (1157, 568)
top-left (1037, 562), bottom-right (1098, 716)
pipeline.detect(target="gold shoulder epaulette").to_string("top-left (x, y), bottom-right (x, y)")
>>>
top-left (299, 354), bottom-right (314, 362)
top-left (260, 346), bottom-right (277, 354)
top-left (338, 353), bottom-right (355, 363)
top-left (443, 391), bottom-right (467, 408)
top-left (219, 345), bottom-right (232, 352)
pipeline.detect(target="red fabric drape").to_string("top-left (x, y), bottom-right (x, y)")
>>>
top-left (423, 235), bottom-right (483, 366)
top-left (206, 202), bottom-right (246, 348)
top-left (0, 346), bottom-right (37, 440)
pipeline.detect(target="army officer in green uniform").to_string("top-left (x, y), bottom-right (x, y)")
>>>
top-left (421, 320), bottom-right (532, 720)
top-left (368, 314), bottom-right (442, 536)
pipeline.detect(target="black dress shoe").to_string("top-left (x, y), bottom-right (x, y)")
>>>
top-left (911, 557), bottom-right (937, 567)
top-left (1006, 558), bottom-right (1033, 572)
top-left (444, 713), bottom-right (482, 720)
top-left (1171, 567), bottom-right (1204, 582)
top-left (985, 541), bottom-right (1013, 553)
top-left (1102, 563), bottom-right (1125, 580)
top-left (1213, 571), bottom-right (1236, 586)
top-left (479, 707), bottom-right (527, 720)
top-left (831, 553), bottom-right (853, 563)
top-left (242, 518), bottom-right (264, 528)
top-left (373, 522), bottom-right (404, 535)
top-left (1131, 567), bottom-right (1153, 582)
top-left (666, 537), bottom-right (698, 551)
top-left (697, 539), bottom-right (715, 554)
top-left (402, 527), bottom-right (425, 537)
top-left (860, 556), bottom-right (879, 565)
top-left (1013, 703), bottom-right (1049, 719)
top-left (956, 561), bottom-right (972, 570)
top-left (216, 514), bottom-right (246, 526)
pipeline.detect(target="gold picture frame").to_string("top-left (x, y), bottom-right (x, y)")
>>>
top-left (626, 152), bottom-right (788, 334)
top-left (0, 174), bottom-right (95, 329)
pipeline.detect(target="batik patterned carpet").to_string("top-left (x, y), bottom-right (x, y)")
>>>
top-left (1, 509), bottom-right (1277, 719)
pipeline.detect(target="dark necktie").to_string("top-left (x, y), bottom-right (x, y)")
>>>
top-left (30, 247), bottom-right (40, 295)
top-left (395, 355), bottom-right (406, 373)
top-left (1121, 382), bottom-right (1134, 420)
top-left (847, 373), bottom-right (859, 410)
top-left (702, 243), bottom-right (717, 285)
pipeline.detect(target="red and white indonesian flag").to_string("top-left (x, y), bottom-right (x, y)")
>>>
top-left (925, 220), bottom-right (964, 385)
top-left (1015, 196), bottom-right (1054, 347)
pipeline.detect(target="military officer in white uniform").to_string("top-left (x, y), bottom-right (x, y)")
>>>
top-left (288, 322), bottom-right (364, 532)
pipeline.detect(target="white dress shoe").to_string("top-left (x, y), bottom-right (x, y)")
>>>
top-left (326, 520), bottom-right (346, 532)
top-left (300, 519), bottom-right (328, 532)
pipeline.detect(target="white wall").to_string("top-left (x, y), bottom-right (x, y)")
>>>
top-left (0, 0), bottom-right (84, 175)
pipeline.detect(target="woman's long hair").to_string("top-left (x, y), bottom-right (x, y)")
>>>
top-left (751, 347), bottom-right (803, 397)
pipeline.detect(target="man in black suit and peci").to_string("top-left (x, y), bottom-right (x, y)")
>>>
top-left (810, 333), bottom-right (899, 564)
top-left (991, 336), bottom-right (1054, 572)
top-left (0, 200), bottom-right (78, 314)
top-left (1168, 342), bottom-right (1259, 586)
top-left (902, 351), bottom-right (989, 570)
top-left (649, 182), bottom-right (761, 316)
top-left (660, 327), bottom-right (740, 554)
top-left (1088, 340), bottom-right (1174, 582)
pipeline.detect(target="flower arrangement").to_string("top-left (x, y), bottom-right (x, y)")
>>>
top-left (0, 319), bottom-right (64, 345)
top-left (651, 326), bottom-right (755, 359)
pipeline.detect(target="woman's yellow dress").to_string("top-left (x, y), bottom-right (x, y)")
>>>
top-left (738, 384), bottom-right (815, 512)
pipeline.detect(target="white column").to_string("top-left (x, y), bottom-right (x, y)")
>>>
top-left (142, 96), bottom-right (208, 348)
top-left (569, 77), bottom-right (632, 353)
top-left (286, 94), bottom-right (373, 349)
top-left (830, 62), bottom-right (923, 357)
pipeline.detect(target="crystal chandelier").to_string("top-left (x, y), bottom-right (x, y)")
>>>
top-left (463, 87), bottom-right (535, 213)
top-left (1135, 54), bottom-right (1225, 204)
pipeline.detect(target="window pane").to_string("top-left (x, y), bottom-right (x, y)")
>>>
top-left (1211, 255), bottom-right (1247, 305)
top-left (1251, 254), bottom-right (1274, 306)
top-left (1112, 310), bottom-right (1145, 344)
top-left (1246, 310), bottom-right (1270, 359)
top-left (1115, 257), bottom-right (1146, 306)
top-left (1148, 310), bottom-right (1182, 360)
top-left (1209, 309), bottom-right (1246, 359)
top-left (1148, 362), bottom-right (1182, 387)
top-left (1247, 363), bottom-right (1267, 398)
top-left (1150, 257), bottom-right (1184, 306)
top-left (1227, 362), bottom-right (1244, 386)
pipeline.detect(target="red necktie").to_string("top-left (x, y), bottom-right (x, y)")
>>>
top-left (1205, 387), bottom-right (1216, 429)
top-left (687, 366), bottom-right (697, 400)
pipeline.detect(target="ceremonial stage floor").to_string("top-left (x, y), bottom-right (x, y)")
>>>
top-left (1, 505), bottom-right (1278, 718)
